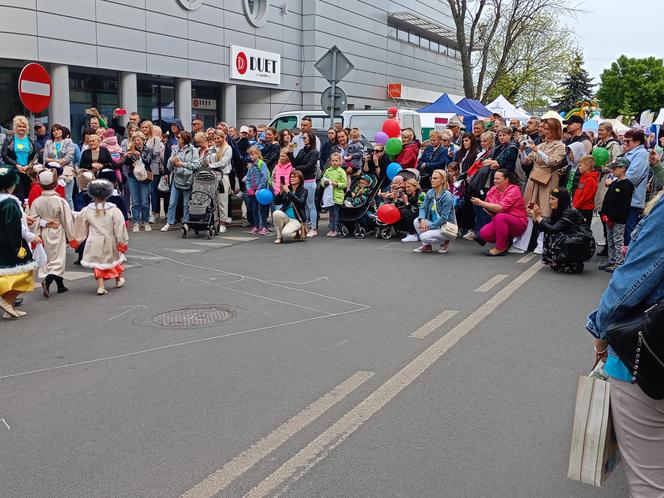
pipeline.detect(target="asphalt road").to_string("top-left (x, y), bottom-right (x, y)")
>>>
top-left (0, 225), bottom-right (629, 497)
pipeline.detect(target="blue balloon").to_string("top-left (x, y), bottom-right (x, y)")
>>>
top-left (256, 188), bottom-right (274, 205)
top-left (386, 162), bottom-right (403, 180)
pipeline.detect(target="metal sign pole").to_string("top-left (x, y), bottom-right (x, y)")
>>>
top-left (329, 48), bottom-right (337, 118)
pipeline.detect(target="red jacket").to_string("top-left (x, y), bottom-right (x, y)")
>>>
top-left (28, 181), bottom-right (65, 207)
top-left (396, 142), bottom-right (419, 170)
top-left (572, 170), bottom-right (599, 211)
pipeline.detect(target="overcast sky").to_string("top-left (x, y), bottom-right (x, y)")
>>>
top-left (566, 0), bottom-right (664, 83)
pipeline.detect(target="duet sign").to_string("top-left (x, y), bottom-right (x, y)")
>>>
top-left (230, 45), bottom-right (281, 85)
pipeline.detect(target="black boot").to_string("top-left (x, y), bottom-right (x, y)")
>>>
top-left (55, 276), bottom-right (68, 294)
top-left (41, 274), bottom-right (55, 299)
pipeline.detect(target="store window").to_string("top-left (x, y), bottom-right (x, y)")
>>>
top-left (69, 70), bottom-right (118, 142)
top-left (137, 77), bottom-right (175, 131)
top-left (244, 0), bottom-right (269, 27)
top-left (192, 84), bottom-right (221, 129)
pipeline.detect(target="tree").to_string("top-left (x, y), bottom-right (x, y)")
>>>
top-left (483, 13), bottom-right (575, 106)
top-left (553, 52), bottom-right (595, 112)
top-left (596, 56), bottom-right (664, 118)
top-left (445, 0), bottom-right (580, 102)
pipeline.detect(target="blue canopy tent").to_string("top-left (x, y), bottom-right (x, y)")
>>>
top-left (456, 98), bottom-right (492, 117)
top-left (418, 93), bottom-right (477, 129)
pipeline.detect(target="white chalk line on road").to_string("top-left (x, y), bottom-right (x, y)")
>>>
top-left (474, 274), bottom-right (509, 293)
top-left (181, 371), bottom-right (374, 498)
top-left (0, 305), bottom-right (370, 382)
top-left (243, 261), bottom-right (544, 498)
top-left (409, 310), bottom-right (459, 339)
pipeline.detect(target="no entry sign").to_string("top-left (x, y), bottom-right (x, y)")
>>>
top-left (18, 63), bottom-right (51, 113)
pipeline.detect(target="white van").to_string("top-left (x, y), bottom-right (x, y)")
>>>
top-left (269, 109), bottom-right (422, 141)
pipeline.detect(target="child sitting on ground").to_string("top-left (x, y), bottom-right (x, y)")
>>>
top-left (572, 155), bottom-right (599, 226)
top-left (344, 174), bottom-right (373, 207)
top-left (69, 179), bottom-right (129, 295)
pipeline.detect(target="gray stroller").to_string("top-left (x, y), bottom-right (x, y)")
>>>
top-left (183, 169), bottom-right (219, 239)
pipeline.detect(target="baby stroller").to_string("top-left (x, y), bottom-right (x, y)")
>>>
top-left (183, 169), bottom-right (219, 239)
top-left (338, 174), bottom-right (381, 239)
top-left (373, 168), bottom-right (422, 240)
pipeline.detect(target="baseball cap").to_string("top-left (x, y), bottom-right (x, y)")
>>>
top-left (239, 125), bottom-right (249, 133)
top-left (608, 157), bottom-right (630, 169)
top-left (562, 115), bottom-right (584, 126)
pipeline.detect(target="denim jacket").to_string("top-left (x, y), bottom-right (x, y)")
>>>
top-left (586, 193), bottom-right (664, 379)
top-left (418, 188), bottom-right (455, 230)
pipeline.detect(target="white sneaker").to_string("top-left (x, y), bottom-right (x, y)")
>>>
top-left (401, 234), bottom-right (419, 242)
top-left (218, 225), bottom-right (227, 234)
top-left (463, 230), bottom-right (476, 240)
top-left (132, 224), bottom-right (140, 233)
top-left (144, 223), bottom-right (152, 232)
top-left (160, 224), bottom-right (171, 232)
top-left (149, 215), bottom-right (156, 224)
top-left (115, 277), bottom-right (125, 288)
top-left (534, 246), bottom-right (543, 255)
top-left (183, 224), bottom-right (189, 231)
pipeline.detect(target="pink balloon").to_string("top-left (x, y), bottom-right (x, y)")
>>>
top-left (374, 131), bottom-right (389, 145)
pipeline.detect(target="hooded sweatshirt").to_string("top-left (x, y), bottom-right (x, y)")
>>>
top-left (565, 141), bottom-right (589, 195)
top-left (572, 169), bottom-right (599, 211)
top-left (272, 161), bottom-right (293, 195)
top-left (102, 131), bottom-right (123, 164)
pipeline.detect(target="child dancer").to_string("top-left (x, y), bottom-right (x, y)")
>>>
top-left (70, 179), bottom-right (129, 295)
top-left (28, 169), bottom-right (75, 298)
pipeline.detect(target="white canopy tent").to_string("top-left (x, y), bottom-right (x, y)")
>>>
top-left (653, 108), bottom-right (664, 126)
top-left (485, 95), bottom-right (530, 121)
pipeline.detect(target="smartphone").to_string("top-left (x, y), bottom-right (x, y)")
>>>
top-left (115, 108), bottom-right (127, 116)
top-left (527, 202), bottom-right (535, 209)
top-left (85, 108), bottom-right (94, 116)
top-left (280, 176), bottom-right (286, 185)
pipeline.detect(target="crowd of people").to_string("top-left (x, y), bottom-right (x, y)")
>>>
top-left (1, 107), bottom-right (663, 307)
top-left (0, 104), bottom-right (663, 496)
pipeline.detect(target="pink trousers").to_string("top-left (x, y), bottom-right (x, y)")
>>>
top-left (479, 213), bottom-right (527, 251)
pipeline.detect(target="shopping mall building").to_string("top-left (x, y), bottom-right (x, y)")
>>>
top-left (0, 0), bottom-right (463, 138)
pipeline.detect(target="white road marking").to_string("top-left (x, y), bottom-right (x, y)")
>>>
top-left (243, 261), bottom-right (544, 498)
top-left (63, 271), bottom-right (91, 281)
top-left (181, 371), bottom-right (374, 498)
top-left (127, 254), bottom-right (163, 261)
top-left (219, 236), bottom-right (258, 242)
top-left (1, 418), bottom-right (9, 430)
top-left (409, 310), bottom-right (459, 339)
top-left (264, 276), bottom-right (329, 285)
top-left (474, 274), bottom-right (509, 293)
top-left (106, 305), bottom-right (148, 322)
top-left (163, 248), bottom-right (202, 254)
top-left (516, 253), bottom-right (537, 264)
top-left (191, 242), bottom-right (232, 248)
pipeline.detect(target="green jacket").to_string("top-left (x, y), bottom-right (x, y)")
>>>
top-left (321, 166), bottom-right (348, 204)
top-left (653, 161), bottom-right (664, 185)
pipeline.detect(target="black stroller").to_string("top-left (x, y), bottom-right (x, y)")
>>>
top-left (338, 174), bottom-right (382, 239)
top-left (183, 169), bottom-right (219, 239)
top-left (373, 168), bottom-right (421, 240)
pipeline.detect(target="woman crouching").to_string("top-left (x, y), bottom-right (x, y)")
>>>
top-left (69, 179), bottom-right (129, 295)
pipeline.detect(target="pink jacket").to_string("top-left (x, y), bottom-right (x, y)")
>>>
top-left (485, 184), bottom-right (528, 221)
top-left (272, 162), bottom-right (293, 194)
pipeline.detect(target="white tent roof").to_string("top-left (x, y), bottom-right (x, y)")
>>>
top-left (654, 108), bottom-right (664, 126)
top-left (541, 110), bottom-right (564, 122)
top-left (602, 118), bottom-right (630, 133)
top-left (485, 95), bottom-right (530, 120)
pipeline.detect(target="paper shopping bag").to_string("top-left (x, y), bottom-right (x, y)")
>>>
top-left (567, 375), bottom-right (620, 487)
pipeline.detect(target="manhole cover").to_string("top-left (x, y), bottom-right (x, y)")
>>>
top-left (152, 306), bottom-right (235, 328)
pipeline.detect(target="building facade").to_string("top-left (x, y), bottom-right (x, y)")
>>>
top-left (0, 0), bottom-right (463, 136)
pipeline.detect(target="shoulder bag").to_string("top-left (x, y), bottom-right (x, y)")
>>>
top-left (133, 157), bottom-right (148, 181)
top-left (606, 299), bottom-right (664, 400)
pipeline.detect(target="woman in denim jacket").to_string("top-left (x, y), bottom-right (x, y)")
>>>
top-left (586, 190), bottom-right (664, 496)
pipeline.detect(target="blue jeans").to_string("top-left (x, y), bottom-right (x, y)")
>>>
top-left (167, 185), bottom-right (191, 225)
top-left (473, 205), bottom-right (491, 234)
top-left (624, 206), bottom-right (642, 246)
top-left (328, 204), bottom-right (340, 231)
top-left (246, 195), bottom-right (268, 228)
top-left (303, 180), bottom-right (317, 229)
top-left (63, 179), bottom-right (75, 210)
top-left (127, 175), bottom-right (151, 223)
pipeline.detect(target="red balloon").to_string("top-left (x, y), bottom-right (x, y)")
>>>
top-left (382, 119), bottom-right (401, 138)
top-left (377, 203), bottom-right (401, 224)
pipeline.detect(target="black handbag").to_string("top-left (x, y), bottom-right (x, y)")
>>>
top-left (606, 299), bottom-right (664, 400)
top-left (559, 219), bottom-right (595, 263)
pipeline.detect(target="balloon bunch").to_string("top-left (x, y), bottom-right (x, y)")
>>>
top-left (377, 119), bottom-right (403, 157)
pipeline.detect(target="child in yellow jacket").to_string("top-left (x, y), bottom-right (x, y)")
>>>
top-left (320, 152), bottom-right (348, 237)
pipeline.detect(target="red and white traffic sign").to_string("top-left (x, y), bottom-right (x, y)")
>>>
top-left (18, 63), bottom-right (51, 113)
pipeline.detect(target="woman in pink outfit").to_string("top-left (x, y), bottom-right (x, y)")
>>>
top-left (471, 169), bottom-right (528, 256)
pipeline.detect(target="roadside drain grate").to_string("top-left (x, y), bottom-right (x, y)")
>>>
top-left (152, 306), bottom-right (234, 328)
